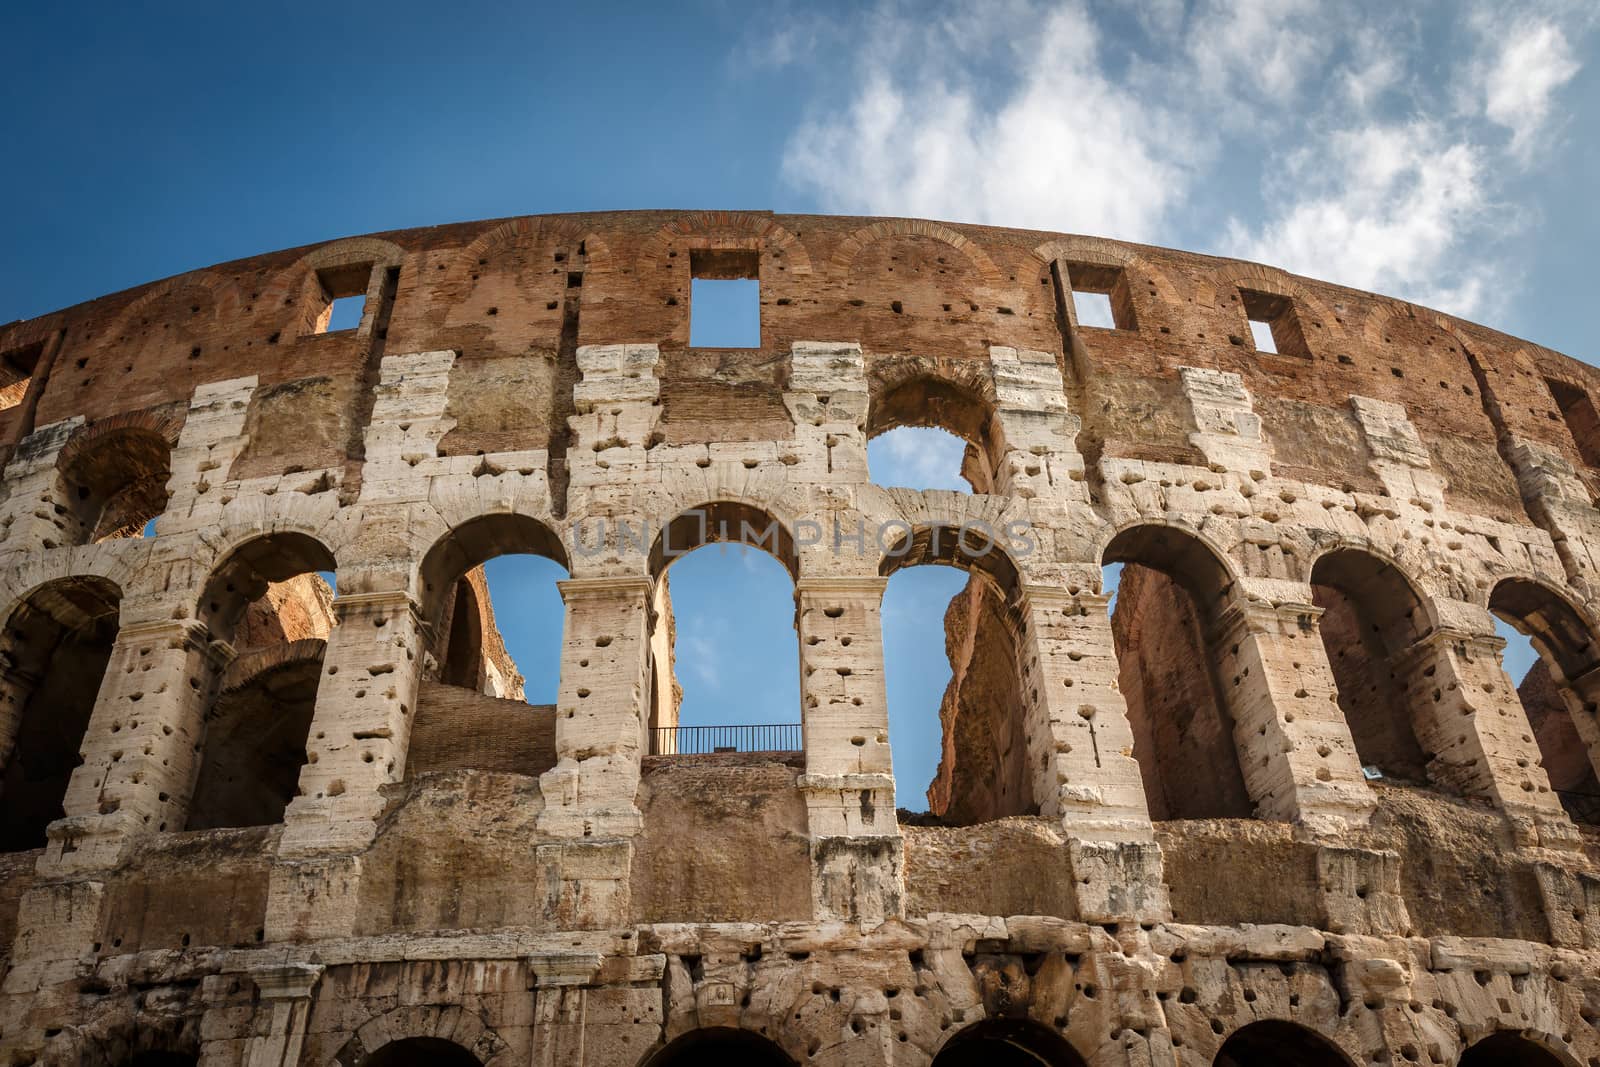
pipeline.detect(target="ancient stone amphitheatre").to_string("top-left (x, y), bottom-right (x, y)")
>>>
top-left (1, 210), bottom-right (1598, 1066)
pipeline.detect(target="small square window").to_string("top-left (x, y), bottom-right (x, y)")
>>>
top-left (0, 340), bottom-right (44, 412)
top-left (1240, 289), bottom-right (1309, 357)
top-left (1062, 262), bottom-right (1136, 331)
top-left (1248, 318), bottom-right (1278, 353)
top-left (1072, 291), bottom-right (1117, 329)
top-left (313, 263), bottom-right (373, 334)
top-left (689, 249), bottom-right (760, 348)
top-left (1546, 378), bottom-right (1600, 468)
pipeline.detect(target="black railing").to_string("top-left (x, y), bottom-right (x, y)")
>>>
top-left (1556, 789), bottom-right (1600, 826)
top-left (651, 723), bottom-right (802, 755)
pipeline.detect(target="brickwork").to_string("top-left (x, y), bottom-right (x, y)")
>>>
top-left (1, 211), bottom-right (1599, 1066)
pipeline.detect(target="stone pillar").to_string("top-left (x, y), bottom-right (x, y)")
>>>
top-left (266, 589), bottom-right (425, 940)
top-left (1016, 586), bottom-right (1153, 840)
top-left (533, 576), bottom-right (651, 930)
top-left (1210, 598), bottom-right (1378, 831)
top-left (52, 618), bottom-right (228, 870)
top-left (242, 964), bottom-right (323, 1067)
top-left (538, 576), bottom-right (650, 838)
top-left (1017, 585), bottom-right (1170, 924)
top-left (0, 417), bottom-right (82, 552)
top-left (1397, 625), bottom-right (1575, 845)
top-left (277, 590), bottom-right (426, 856)
top-left (794, 577), bottom-right (903, 925)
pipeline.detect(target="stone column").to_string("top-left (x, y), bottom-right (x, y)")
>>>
top-left (794, 576), bottom-right (903, 925)
top-left (1397, 625), bottom-right (1575, 845)
top-left (277, 590), bottom-right (426, 856)
top-left (1017, 585), bottom-right (1170, 923)
top-left (1210, 598), bottom-right (1378, 831)
top-left (53, 618), bottom-right (228, 870)
top-left (538, 576), bottom-right (650, 837)
top-left (1017, 586), bottom-right (1152, 839)
top-left (242, 964), bottom-right (323, 1067)
top-left (266, 589), bottom-right (425, 940)
top-left (533, 576), bottom-right (651, 930)
top-left (0, 417), bottom-right (83, 552)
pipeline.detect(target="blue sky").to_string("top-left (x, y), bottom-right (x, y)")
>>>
top-left (6, 0), bottom-right (1589, 805)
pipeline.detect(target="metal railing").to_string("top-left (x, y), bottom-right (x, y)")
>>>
top-left (651, 723), bottom-right (802, 755)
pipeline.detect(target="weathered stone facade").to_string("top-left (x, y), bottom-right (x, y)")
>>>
top-left (1, 210), bottom-right (1599, 1066)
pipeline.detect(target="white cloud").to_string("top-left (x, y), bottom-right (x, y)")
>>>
top-left (777, 0), bottom-right (1592, 323)
top-left (1479, 18), bottom-right (1582, 160)
top-left (782, 2), bottom-right (1190, 241)
top-left (1225, 122), bottom-right (1494, 314)
top-left (870, 427), bottom-right (970, 492)
top-left (1183, 0), bottom-right (1330, 101)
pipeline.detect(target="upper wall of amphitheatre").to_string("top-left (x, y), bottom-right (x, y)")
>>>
top-left (1, 209), bottom-right (1597, 607)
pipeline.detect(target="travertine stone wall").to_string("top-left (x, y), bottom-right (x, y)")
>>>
top-left (1, 211), bottom-right (1600, 1066)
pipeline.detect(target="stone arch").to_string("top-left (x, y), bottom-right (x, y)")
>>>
top-left (102, 272), bottom-right (238, 348)
top-left (1032, 236), bottom-right (1185, 308)
top-left (418, 512), bottom-right (570, 627)
top-left (329, 1003), bottom-right (509, 1067)
top-left (640, 1026), bottom-right (798, 1067)
top-left (931, 1018), bottom-right (1089, 1066)
top-left (186, 637), bottom-right (327, 830)
top-left (0, 573), bottom-right (121, 851)
top-left (1310, 546), bottom-right (1438, 785)
top-left (833, 218), bottom-right (1003, 288)
top-left (260, 236), bottom-right (405, 340)
top-left (647, 500), bottom-right (799, 582)
top-left (1458, 1030), bottom-right (1577, 1067)
top-left (643, 501), bottom-right (801, 752)
top-left (878, 520), bottom-right (1034, 821)
top-left (1102, 521), bottom-right (1256, 819)
top-left (1206, 262), bottom-right (1341, 355)
top-left (1213, 1020), bottom-right (1356, 1067)
top-left (456, 215), bottom-right (611, 277)
top-left (867, 357), bottom-right (1004, 492)
top-left (643, 211), bottom-right (813, 275)
top-left (184, 531), bottom-right (337, 829)
top-left (1489, 576), bottom-right (1600, 816)
top-left (57, 410), bottom-right (182, 541)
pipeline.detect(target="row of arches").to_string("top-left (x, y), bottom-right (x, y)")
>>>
top-left (3, 498), bottom-right (1597, 849)
top-left (91, 1022), bottom-right (1572, 1067)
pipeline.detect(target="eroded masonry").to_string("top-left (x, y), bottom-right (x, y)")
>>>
top-left (2, 211), bottom-right (1600, 1067)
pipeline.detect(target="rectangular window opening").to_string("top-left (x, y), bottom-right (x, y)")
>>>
top-left (314, 263), bottom-right (374, 334)
top-left (1240, 288), bottom-right (1309, 357)
top-left (1546, 377), bottom-right (1600, 468)
top-left (0, 340), bottom-right (44, 412)
top-left (1064, 262), bottom-right (1135, 330)
top-left (689, 248), bottom-right (760, 349)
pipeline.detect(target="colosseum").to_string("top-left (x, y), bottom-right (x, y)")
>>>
top-left (1, 209), bottom-right (1598, 1067)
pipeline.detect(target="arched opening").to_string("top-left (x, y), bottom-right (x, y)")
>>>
top-left (411, 514), bottom-right (569, 777)
top-left (647, 502), bottom-right (801, 755)
top-left (187, 640), bottom-right (326, 830)
top-left (186, 533), bottom-right (336, 830)
top-left (643, 1027), bottom-right (796, 1067)
top-left (881, 523), bottom-right (1030, 824)
top-left (59, 425), bottom-right (173, 542)
top-left (1103, 525), bottom-right (1253, 820)
top-left (1458, 1032), bottom-right (1570, 1067)
top-left (362, 1037), bottom-right (481, 1067)
top-left (1490, 579), bottom-right (1600, 823)
top-left (0, 576), bottom-right (121, 851)
top-left (932, 1019), bottom-right (1088, 1066)
top-left (1214, 1020), bottom-right (1353, 1067)
top-left (867, 374), bottom-right (1000, 494)
top-left (1310, 549), bottom-right (1433, 785)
